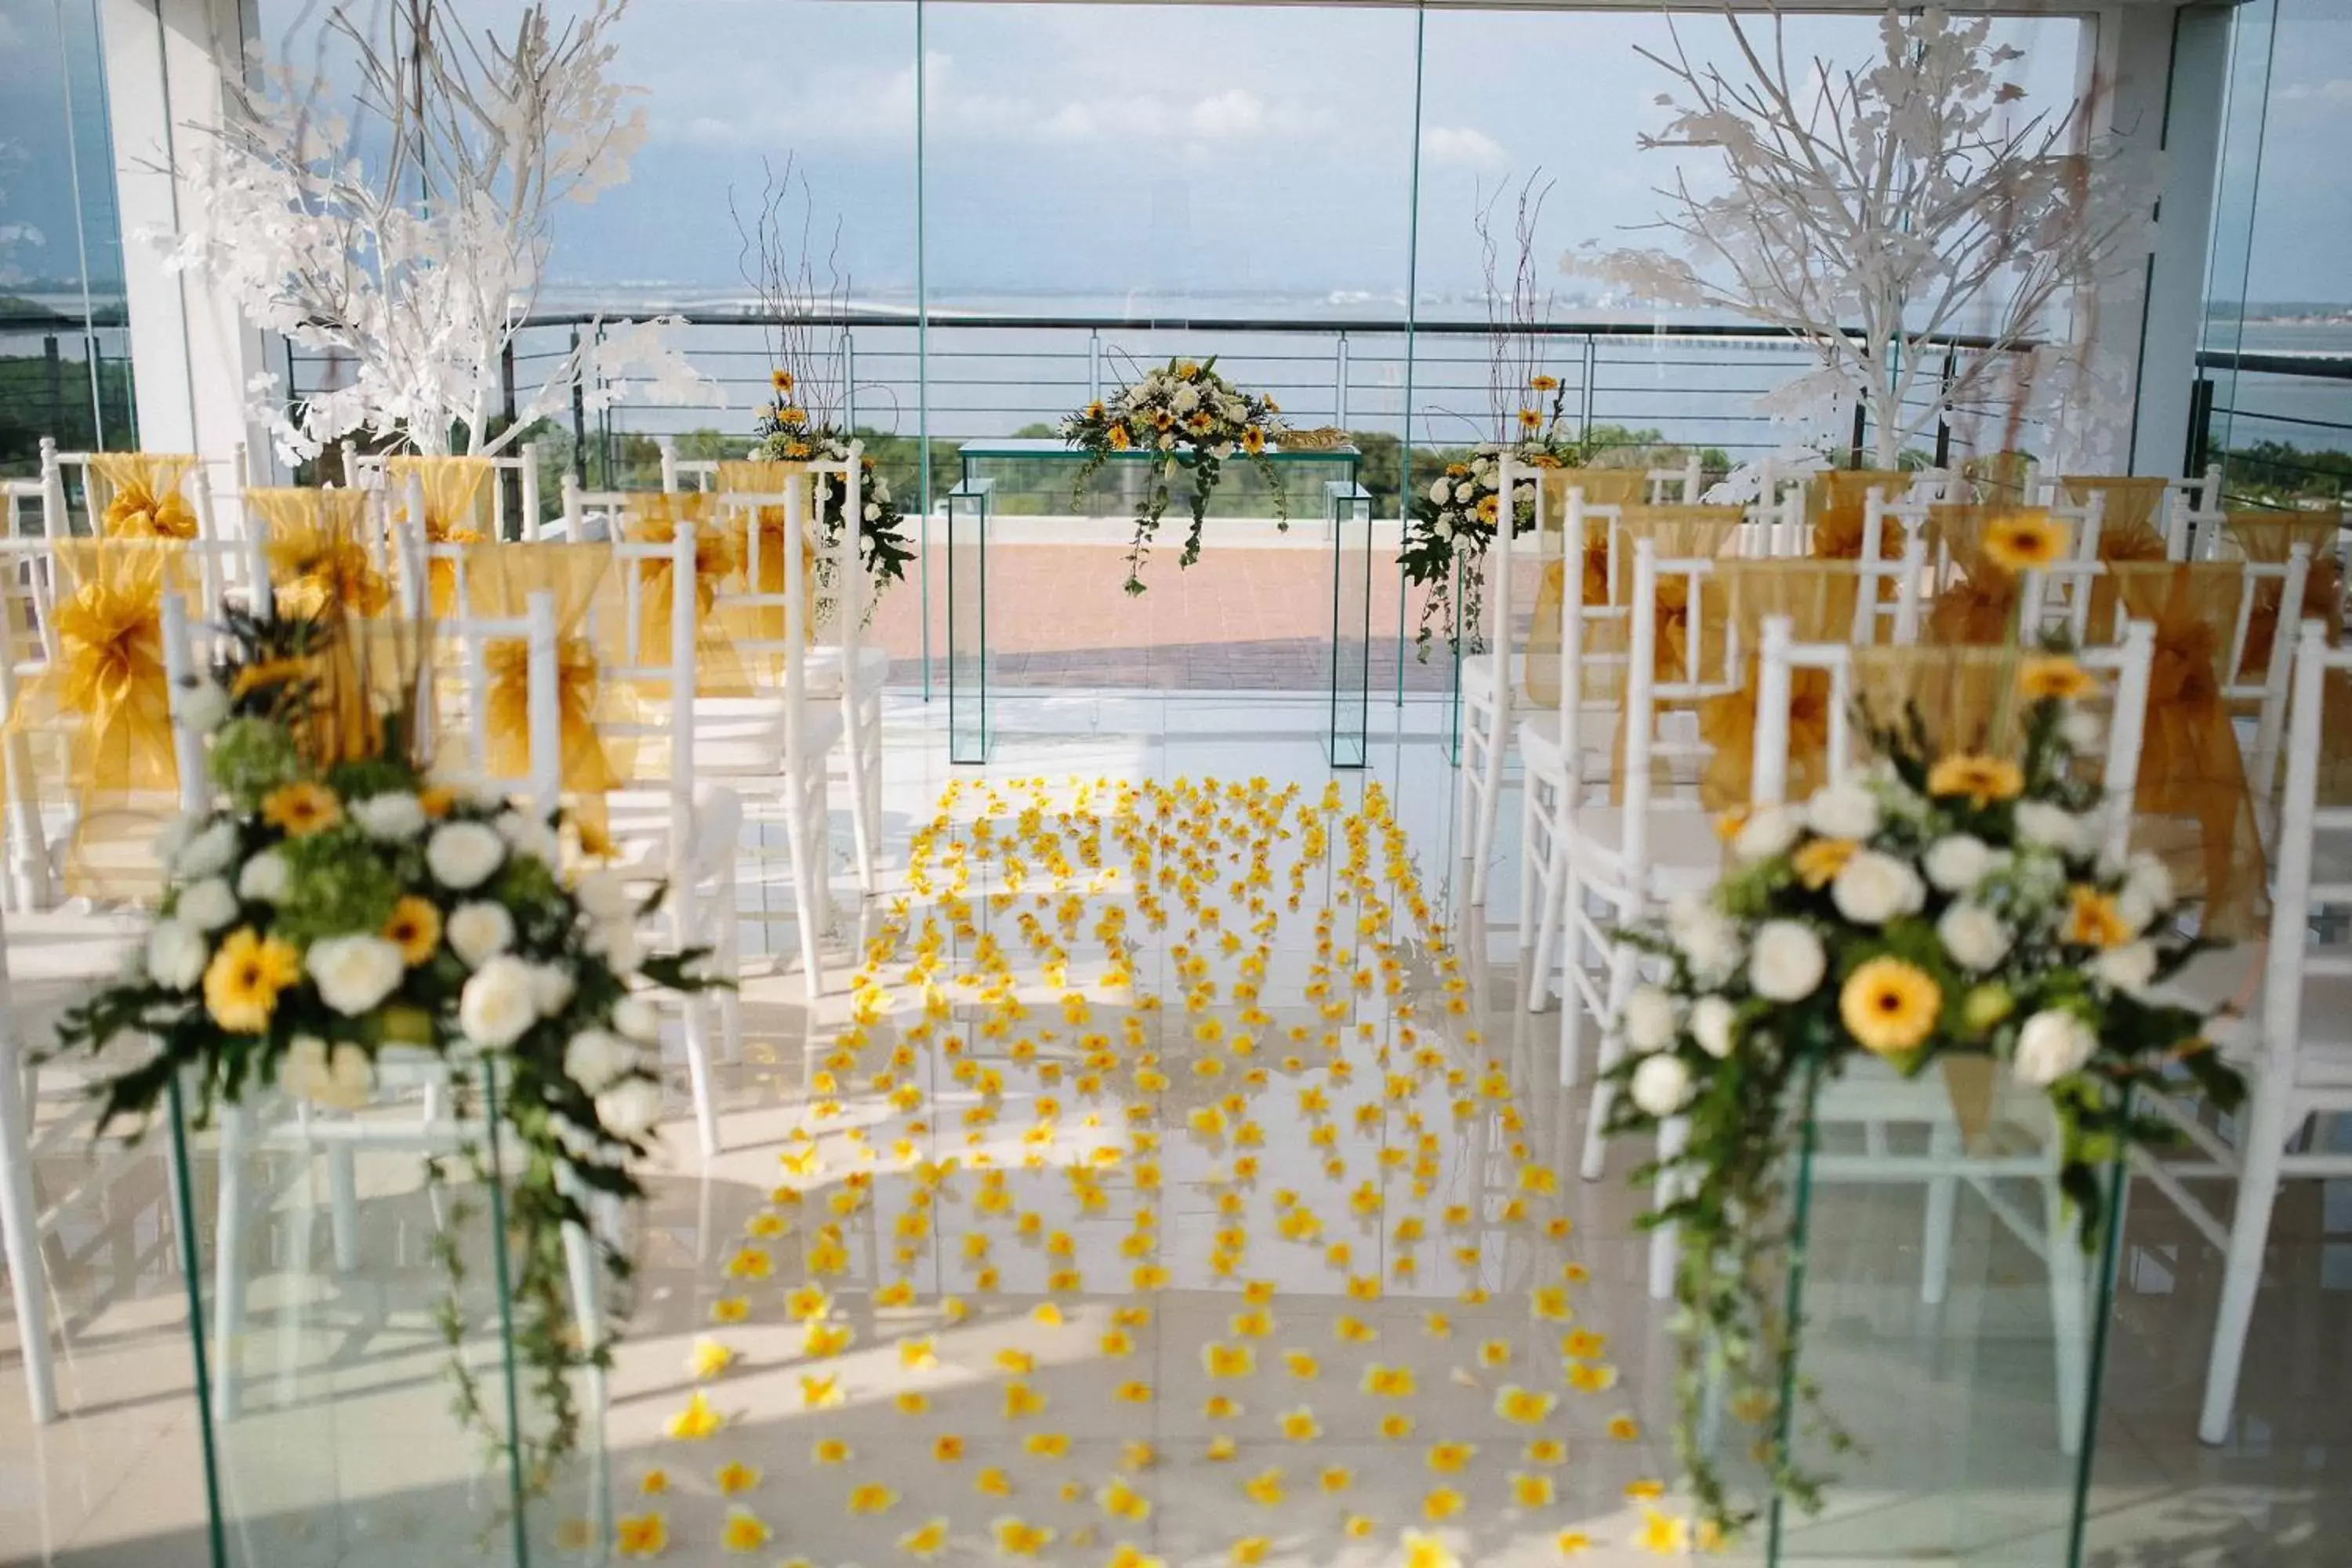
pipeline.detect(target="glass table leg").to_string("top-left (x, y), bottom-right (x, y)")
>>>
top-left (1326, 481), bottom-right (1372, 768)
top-left (946, 480), bottom-right (993, 765)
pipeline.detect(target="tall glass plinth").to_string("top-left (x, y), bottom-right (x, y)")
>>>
top-left (946, 477), bottom-right (994, 764)
top-left (1755, 1060), bottom-right (2126, 1567)
top-left (169, 1057), bottom-right (607, 1568)
top-left (1326, 481), bottom-right (1373, 768)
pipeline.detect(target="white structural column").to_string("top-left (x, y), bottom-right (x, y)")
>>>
top-left (2077, 2), bottom-right (2236, 477)
top-left (97, 0), bottom-right (273, 485)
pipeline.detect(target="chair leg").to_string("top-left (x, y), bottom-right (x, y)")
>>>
top-left (681, 996), bottom-right (721, 1161)
top-left (840, 685), bottom-right (877, 895)
top-left (0, 1040), bottom-right (56, 1423)
top-left (2198, 1079), bottom-right (2289, 1445)
top-left (784, 773), bottom-right (829, 1004)
top-left (1516, 780), bottom-right (1540, 967)
top-left (1558, 883), bottom-right (1586, 1092)
top-left (1526, 815), bottom-right (1567, 1016)
top-left (1468, 707), bottom-right (1509, 908)
top-left (327, 1143), bottom-right (361, 1274)
top-left (1578, 946), bottom-right (1639, 1181)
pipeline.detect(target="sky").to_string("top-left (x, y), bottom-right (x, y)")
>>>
top-left (2, 0), bottom-right (2348, 312)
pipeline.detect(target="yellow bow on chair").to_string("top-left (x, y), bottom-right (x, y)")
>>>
top-left (2109, 563), bottom-right (2267, 941)
top-left (626, 492), bottom-right (749, 691)
top-left (249, 488), bottom-right (395, 765)
top-left (2223, 512), bottom-right (2342, 679)
top-left (714, 459), bottom-right (822, 657)
top-left (387, 456), bottom-right (493, 615)
top-left (1696, 663), bottom-right (1833, 812)
top-left (462, 543), bottom-right (633, 818)
top-left (89, 454), bottom-right (200, 540)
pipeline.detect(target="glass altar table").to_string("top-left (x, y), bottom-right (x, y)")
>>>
top-left (946, 439), bottom-right (1370, 767)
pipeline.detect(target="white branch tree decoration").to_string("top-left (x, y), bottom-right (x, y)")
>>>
top-left (163, 0), bottom-right (708, 464)
top-left (1575, 5), bottom-right (2158, 468)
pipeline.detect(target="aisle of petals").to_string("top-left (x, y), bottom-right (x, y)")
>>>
top-left (623, 776), bottom-right (1686, 1564)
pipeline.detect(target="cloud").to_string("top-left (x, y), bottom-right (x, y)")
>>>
top-left (1188, 89), bottom-right (1268, 140)
top-left (2276, 78), bottom-right (2352, 108)
top-left (1423, 125), bottom-right (1507, 169)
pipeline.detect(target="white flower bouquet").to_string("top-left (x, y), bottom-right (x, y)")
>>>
top-left (1058, 356), bottom-right (1288, 594)
top-left (52, 608), bottom-right (721, 1489)
top-left (1600, 654), bottom-right (2243, 1538)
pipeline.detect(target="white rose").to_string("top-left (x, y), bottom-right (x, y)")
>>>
top-left (146, 920), bottom-right (209, 991)
top-left (1454, 481), bottom-right (1474, 504)
top-left (529, 962), bottom-right (577, 1018)
top-left (1732, 806), bottom-right (1800, 862)
top-left (1806, 780), bottom-right (1881, 841)
top-left (1629, 1053), bottom-right (1695, 1117)
top-left (238, 850), bottom-right (289, 903)
top-left (177, 679), bottom-right (229, 735)
top-left (426, 822), bottom-right (506, 890)
top-left (1621, 985), bottom-right (1680, 1052)
top-left (564, 1028), bottom-right (637, 1094)
top-left (873, 478), bottom-right (891, 503)
top-left (460, 956), bottom-right (540, 1049)
top-left (612, 996), bottom-right (661, 1044)
top-left (1428, 477), bottom-right (1452, 505)
top-left (176, 818), bottom-right (238, 881)
top-left (307, 935), bottom-right (406, 1017)
top-left (1831, 851), bottom-right (1926, 925)
top-left (156, 813), bottom-right (196, 865)
top-left (1667, 894), bottom-right (1741, 987)
top-left (2060, 709), bottom-right (2104, 753)
top-left (350, 793), bottom-right (427, 843)
top-left (862, 501), bottom-right (880, 522)
top-left (1750, 920), bottom-right (1826, 1001)
top-left (1936, 903), bottom-right (2012, 971)
top-left (494, 811), bottom-right (560, 867)
top-left (1923, 835), bottom-right (1993, 895)
top-left (1690, 996), bottom-right (1737, 1059)
top-left (446, 902), bottom-right (516, 969)
top-left (2092, 940), bottom-right (2158, 997)
top-left (2014, 801), bottom-right (2086, 857)
top-left (573, 869), bottom-right (633, 923)
top-left (176, 877), bottom-right (238, 933)
top-left (595, 1076), bottom-right (664, 1139)
top-left (2013, 1009), bottom-right (2098, 1087)
top-left (2119, 855), bottom-right (2173, 933)
top-left (1156, 434), bottom-right (1174, 452)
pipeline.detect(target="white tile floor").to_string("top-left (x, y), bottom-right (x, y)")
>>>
top-left (1, 690), bottom-right (2348, 1567)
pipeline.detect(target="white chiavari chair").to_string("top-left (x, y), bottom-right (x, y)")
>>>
top-left (701, 475), bottom-right (844, 1002)
top-left (656, 437), bottom-right (720, 495)
top-left (2140, 621), bottom-right (2352, 1443)
top-left (345, 441), bottom-right (544, 542)
top-left (601, 520), bottom-right (737, 1158)
top-left (1645, 453), bottom-right (1703, 505)
top-left (1457, 452), bottom-right (1563, 908)
top-left (1713, 615), bottom-right (2159, 1444)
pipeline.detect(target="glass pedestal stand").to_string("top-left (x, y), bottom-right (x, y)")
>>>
top-left (1326, 481), bottom-right (1373, 768)
top-left (946, 477), bottom-right (993, 765)
top-left (170, 1057), bottom-right (606, 1567)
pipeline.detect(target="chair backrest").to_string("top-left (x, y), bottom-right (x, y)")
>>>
top-left (1645, 455), bottom-right (1703, 506)
top-left (2263, 620), bottom-right (2352, 1080)
top-left (600, 518), bottom-right (702, 858)
top-left (1485, 451), bottom-right (1568, 707)
top-left (710, 457), bottom-right (859, 770)
top-left (351, 445), bottom-right (543, 541)
top-left (1751, 615), bottom-right (2157, 864)
top-left (423, 588), bottom-right (564, 818)
top-left (656, 437), bottom-right (720, 495)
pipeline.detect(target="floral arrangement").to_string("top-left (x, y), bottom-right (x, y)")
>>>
top-left (1398, 376), bottom-right (1584, 655)
top-left (1057, 356), bottom-right (1289, 595)
top-left (1599, 656), bottom-right (2242, 1538)
top-left (49, 608), bottom-right (717, 1493)
top-left (752, 370), bottom-right (916, 590)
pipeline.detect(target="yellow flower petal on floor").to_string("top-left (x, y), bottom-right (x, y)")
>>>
top-left (1566, 1360), bottom-right (1620, 1392)
top-left (1402, 1528), bottom-right (1461, 1568)
top-left (707, 1295), bottom-right (749, 1324)
top-left (1526, 1438), bottom-right (1568, 1465)
top-left (713, 1461), bottom-right (760, 1494)
top-left (614, 1512), bottom-right (667, 1559)
top-left (718, 1508), bottom-right (771, 1554)
top-left (845, 1483), bottom-right (898, 1515)
top-left (799, 1374), bottom-right (843, 1410)
top-left (1207, 1435), bottom-right (1239, 1461)
top-left (784, 1285), bottom-right (831, 1321)
top-left (1555, 1529), bottom-right (1593, 1557)
top-left (1202, 1341), bottom-right (1254, 1377)
top-left (1361, 1363), bottom-right (1415, 1398)
top-left (664, 1391), bottom-right (724, 1441)
top-left (1512, 1472), bottom-right (1556, 1508)
top-left (1634, 1507), bottom-right (1690, 1555)
top-left (1379, 1413), bottom-right (1417, 1440)
top-left (1230, 1537), bottom-right (1271, 1566)
top-left (803, 1321), bottom-right (851, 1357)
top-left (637, 1468), bottom-right (669, 1495)
top-left (1477, 1338), bottom-right (1512, 1368)
top-left (1496, 1385), bottom-right (1557, 1424)
top-left (1114, 1379), bottom-right (1154, 1403)
top-left (1105, 1546), bottom-right (1164, 1568)
top-left (898, 1518), bottom-right (949, 1560)
top-left (1421, 1486), bottom-right (1465, 1522)
top-left (895, 1391), bottom-right (929, 1414)
top-left (1624, 1479), bottom-right (1665, 1501)
top-left (1425, 1443), bottom-right (1475, 1475)
top-left (1003, 1381), bottom-right (1046, 1419)
top-left (1100, 1479), bottom-right (1152, 1521)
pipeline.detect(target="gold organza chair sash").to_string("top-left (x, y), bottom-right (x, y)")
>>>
top-left (2220, 512), bottom-right (2342, 670)
top-left (622, 492), bottom-right (757, 694)
top-left (1806, 470), bottom-right (1913, 557)
top-left (713, 459), bottom-right (822, 647)
top-left (2093, 562), bottom-right (2266, 939)
top-left (1922, 505), bottom-right (2043, 645)
top-left (251, 488), bottom-right (401, 764)
top-left (387, 456), bottom-right (494, 615)
top-left (89, 453), bottom-right (199, 539)
top-left (3, 540), bottom-right (189, 898)
top-left (1528, 506), bottom-right (1744, 709)
top-left (462, 543), bottom-right (633, 809)
top-left (1537, 467), bottom-right (1650, 515)
top-left (2058, 476), bottom-right (2169, 556)
top-left (1691, 560), bottom-right (1884, 810)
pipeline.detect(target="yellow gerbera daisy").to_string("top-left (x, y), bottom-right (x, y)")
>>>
top-left (2066, 884), bottom-right (2133, 949)
top-left (2019, 654), bottom-right (2099, 702)
top-left (201, 928), bottom-right (301, 1033)
top-left (1981, 510), bottom-right (2069, 572)
top-left (1926, 753), bottom-right (2025, 806)
top-left (260, 780), bottom-right (341, 837)
top-left (1839, 956), bottom-right (1942, 1055)
top-left (1793, 837), bottom-right (1858, 889)
top-left (382, 895), bottom-right (441, 965)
